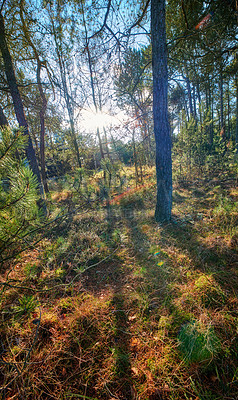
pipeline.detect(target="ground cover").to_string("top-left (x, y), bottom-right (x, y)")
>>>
top-left (0, 167), bottom-right (237, 399)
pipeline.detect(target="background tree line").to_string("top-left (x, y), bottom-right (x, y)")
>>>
top-left (0, 0), bottom-right (237, 221)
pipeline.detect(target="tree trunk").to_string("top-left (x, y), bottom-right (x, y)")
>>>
top-left (0, 12), bottom-right (44, 198)
top-left (192, 83), bottom-right (197, 120)
top-left (220, 69), bottom-right (225, 137)
top-left (103, 127), bottom-right (111, 159)
top-left (227, 80), bottom-right (230, 140)
top-left (185, 71), bottom-right (193, 118)
top-left (210, 81), bottom-right (214, 150)
top-left (151, 0), bottom-right (172, 223)
top-left (85, 40), bottom-right (105, 161)
top-left (20, 1), bottom-right (49, 193)
top-left (0, 105), bottom-right (8, 127)
top-left (51, 13), bottom-right (82, 169)
top-left (132, 128), bottom-right (139, 186)
top-left (236, 76), bottom-right (238, 153)
top-left (97, 127), bottom-right (105, 160)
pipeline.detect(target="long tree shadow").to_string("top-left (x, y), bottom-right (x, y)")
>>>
top-left (121, 204), bottom-right (151, 258)
top-left (75, 203), bottom-right (135, 399)
top-left (117, 199), bottom-right (238, 399)
top-left (161, 218), bottom-right (238, 292)
top-left (109, 291), bottom-right (134, 400)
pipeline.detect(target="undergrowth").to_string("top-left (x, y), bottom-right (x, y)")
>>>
top-left (0, 166), bottom-right (237, 400)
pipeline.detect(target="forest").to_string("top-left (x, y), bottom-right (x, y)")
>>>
top-left (0, 0), bottom-right (238, 399)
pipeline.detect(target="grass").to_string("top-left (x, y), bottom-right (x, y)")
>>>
top-left (0, 166), bottom-right (238, 399)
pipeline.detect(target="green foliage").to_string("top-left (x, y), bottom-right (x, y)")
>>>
top-left (174, 109), bottom-right (213, 174)
top-left (111, 139), bottom-right (133, 165)
top-left (100, 157), bottom-right (123, 189)
top-left (0, 127), bottom-right (39, 257)
top-left (114, 47), bottom-right (152, 108)
top-left (13, 295), bottom-right (37, 317)
top-left (178, 320), bottom-right (221, 364)
top-left (213, 195), bottom-right (238, 233)
top-left (24, 262), bottom-right (40, 278)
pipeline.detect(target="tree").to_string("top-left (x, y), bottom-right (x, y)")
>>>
top-left (0, 10), bottom-right (44, 199)
top-left (114, 47), bottom-right (154, 166)
top-left (20, 0), bottom-right (49, 193)
top-left (151, 0), bottom-right (172, 222)
top-left (48, 1), bottom-right (82, 169)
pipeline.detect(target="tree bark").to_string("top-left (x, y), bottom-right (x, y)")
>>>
top-left (0, 12), bottom-right (44, 198)
top-left (151, 0), bottom-right (172, 222)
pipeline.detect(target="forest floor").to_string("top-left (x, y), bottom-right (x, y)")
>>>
top-left (0, 166), bottom-right (238, 400)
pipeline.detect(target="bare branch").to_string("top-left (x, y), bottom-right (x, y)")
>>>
top-left (0, 0), bottom-right (7, 14)
top-left (88, 0), bottom-right (112, 42)
top-left (127, 0), bottom-right (150, 34)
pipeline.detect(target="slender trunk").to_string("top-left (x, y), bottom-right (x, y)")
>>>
top-left (151, 0), bottom-right (172, 222)
top-left (205, 85), bottom-right (209, 111)
top-left (50, 13), bottom-right (81, 169)
top-left (132, 128), bottom-right (139, 186)
top-left (197, 81), bottom-right (202, 123)
top-left (220, 68), bottom-right (227, 154)
top-left (236, 76), bottom-right (238, 153)
top-left (0, 105), bottom-right (8, 127)
top-left (103, 127), bottom-right (110, 159)
top-left (20, 1), bottom-right (49, 193)
top-left (141, 114), bottom-right (151, 165)
top-left (217, 108), bottom-right (221, 132)
top-left (97, 127), bottom-right (104, 160)
top-left (38, 65), bottom-right (49, 192)
top-left (210, 82), bottom-right (214, 150)
top-left (87, 52), bottom-right (104, 160)
top-left (31, 128), bottom-right (40, 160)
top-left (185, 72), bottom-right (193, 119)
top-left (192, 83), bottom-right (197, 120)
top-left (220, 72), bottom-right (224, 131)
top-left (148, 131), bottom-right (153, 165)
top-left (0, 12), bottom-right (44, 198)
top-left (197, 81), bottom-right (201, 105)
top-left (130, 94), bottom-right (151, 164)
top-left (220, 69), bottom-right (226, 142)
top-left (185, 101), bottom-right (189, 121)
top-left (227, 80), bottom-right (230, 140)
top-left (83, 21), bottom-right (104, 161)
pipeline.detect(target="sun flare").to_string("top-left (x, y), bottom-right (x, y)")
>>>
top-left (80, 110), bottom-right (119, 132)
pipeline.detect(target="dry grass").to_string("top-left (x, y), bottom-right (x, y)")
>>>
top-left (0, 168), bottom-right (238, 399)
